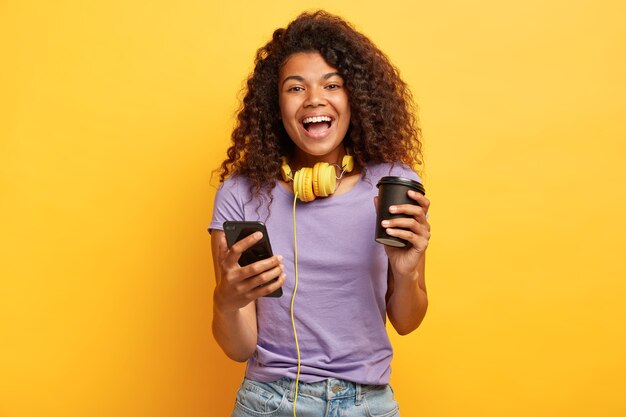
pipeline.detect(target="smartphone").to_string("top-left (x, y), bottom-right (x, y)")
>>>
top-left (223, 221), bottom-right (282, 298)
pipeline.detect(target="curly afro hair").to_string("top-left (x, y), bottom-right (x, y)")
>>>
top-left (218, 10), bottom-right (423, 201)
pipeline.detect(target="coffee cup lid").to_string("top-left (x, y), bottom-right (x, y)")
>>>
top-left (376, 176), bottom-right (425, 195)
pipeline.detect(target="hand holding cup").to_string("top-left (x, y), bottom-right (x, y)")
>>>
top-left (375, 176), bottom-right (426, 248)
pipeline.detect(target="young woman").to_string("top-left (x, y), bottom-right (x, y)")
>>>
top-left (209, 10), bottom-right (431, 417)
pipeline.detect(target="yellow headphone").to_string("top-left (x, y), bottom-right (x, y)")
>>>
top-left (280, 152), bottom-right (354, 202)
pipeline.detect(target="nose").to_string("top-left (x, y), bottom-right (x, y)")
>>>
top-left (304, 87), bottom-right (326, 107)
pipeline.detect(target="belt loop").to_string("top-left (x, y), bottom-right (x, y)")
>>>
top-left (288, 378), bottom-right (296, 402)
top-left (355, 383), bottom-right (363, 406)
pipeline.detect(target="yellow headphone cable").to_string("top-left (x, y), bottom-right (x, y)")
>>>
top-left (290, 192), bottom-right (301, 417)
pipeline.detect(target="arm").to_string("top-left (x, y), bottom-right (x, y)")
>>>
top-left (386, 252), bottom-right (428, 335)
top-left (211, 230), bottom-right (286, 361)
top-left (376, 191), bottom-right (431, 335)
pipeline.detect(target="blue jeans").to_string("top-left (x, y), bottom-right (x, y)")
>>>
top-left (230, 377), bottom-right (401, 417)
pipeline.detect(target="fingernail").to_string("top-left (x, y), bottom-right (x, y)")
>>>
top-left (389, 206), bottom-right (397, 213)
top-left (253, 231), bottom-right (263, 239)
top-left (277, 255), bottom-right (284, 261)
top-left (381, 220), bottom-right (390, 227)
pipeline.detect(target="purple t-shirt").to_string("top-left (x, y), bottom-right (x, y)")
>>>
top-left (210, 162), bottom-right (421, 385)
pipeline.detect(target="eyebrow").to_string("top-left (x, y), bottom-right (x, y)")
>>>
top-left (281, 72), bottom-right (342, 86)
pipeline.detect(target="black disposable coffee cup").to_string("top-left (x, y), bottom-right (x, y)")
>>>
top-left (375, 176), bottom-right (426, 247)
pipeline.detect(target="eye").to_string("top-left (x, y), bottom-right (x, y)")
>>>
top-left (287, 86), bottom-right (304, 92)
top-left (326, 83), bottom-right (342, 90)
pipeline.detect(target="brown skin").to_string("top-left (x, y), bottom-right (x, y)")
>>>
top-left (278, 52), bottom-right (351, 167)
top-left (211, 230), bottom-right (286, 361)
top-left (377, 190), bottom-right (431, 335)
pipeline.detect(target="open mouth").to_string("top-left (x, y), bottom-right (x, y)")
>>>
top-left (301, 115), bottom-right (333, 134)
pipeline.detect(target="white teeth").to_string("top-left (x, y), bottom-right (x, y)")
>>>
top-left (303, 116), bottom-right (332, 124)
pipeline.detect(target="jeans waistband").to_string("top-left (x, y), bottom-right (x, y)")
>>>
top-left (269, 377), bottom-right (383, 404)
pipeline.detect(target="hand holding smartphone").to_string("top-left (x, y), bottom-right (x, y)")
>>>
top-left (223, 221), bottom-right (282, 298)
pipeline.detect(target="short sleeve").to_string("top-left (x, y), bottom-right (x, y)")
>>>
top-left (387, 163), bottom-right (422, 185)
top-left (208, 176), bottom-right (247, 232)
top-left (367, 163), bottom-right (423, 188)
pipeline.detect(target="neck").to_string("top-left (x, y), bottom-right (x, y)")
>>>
top-left (291, 146), bottom-right (346, 171)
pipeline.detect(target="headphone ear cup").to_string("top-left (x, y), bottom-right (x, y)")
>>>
top-left (314, 162), bottom-right (336, 197)
top-left (281, 157), bottom-right (292, 182)
top-left (293, 168), bottom-right (302, 200)
top-left (312, 163), bottom-right (321, 197)
top-left (294, 167), bottom-right (315, 202)
top-left (324, 164), bottom-right (336, 196)
top-left (302, 167), bottom-right (315, 202)
top-left (341, 154), bottom-right (354, 173)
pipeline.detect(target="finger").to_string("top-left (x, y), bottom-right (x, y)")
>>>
top-left (382, 217), bottom-right (430, 234)
top-left (234, 264), bottom-right (286, 300)
top-left (224, 231), bottom-right (264, 265)
top-left (385, 227), bottom-right (430, 252)
top-left (239, 255), bottom-right (284, 278)
top-left (406, 190), bottom-right (431, 214)
top-left (222, 254), bottom-right (284, 292)
top-left (373, 196), bottom-right (379, 211)
top-left (382, 219), bottom-right (430, 238)
top-left (249, 272), bottom-right (287, 299)
top-left (242, 264), bottom-right (285, 293)
top-left (389, 202), bottom-right (427, 220)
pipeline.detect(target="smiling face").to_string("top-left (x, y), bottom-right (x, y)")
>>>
top-left (278, 52), bottom-right (351, 168)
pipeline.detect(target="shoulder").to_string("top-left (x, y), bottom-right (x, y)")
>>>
top-left (216, 174), bottom-right (252, 199)
top-left (213, 174), bottom-right (255, 215)
top-left (364, 162), bottom-right (422, 183)
top-left (211, 174), bottom-right (256, 230)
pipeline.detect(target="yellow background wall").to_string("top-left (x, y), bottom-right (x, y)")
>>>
top-left (1, 0), bottom-right (625, 416)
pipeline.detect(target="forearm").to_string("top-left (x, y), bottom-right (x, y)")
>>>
top-left (210, 230), bottom-right (259, 362)
top-left (212, 301), bottom-right (258, 362)
top-left (387, 256), bottom-right (428, 335)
